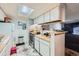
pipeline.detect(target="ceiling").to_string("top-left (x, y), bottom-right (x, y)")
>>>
top-left (0, 3), bottom-right (59, 20)
top-left (0, 3), bottom-right (79, 23)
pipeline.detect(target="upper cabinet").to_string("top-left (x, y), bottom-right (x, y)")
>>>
top-left (34, 18), bottom-right (37, 24)
top-left (39, 15), bottom-right (44, 24)
top-left (50, 7), bottom-right (60, 21)
top-left (36, 17), bottom-right (40, 24)
top-left (44, 12), bottom-right (50, 23)
top-left (0, 9), bottom-right (5, 21)
top-left (34, 4), bottom-right (65, 24)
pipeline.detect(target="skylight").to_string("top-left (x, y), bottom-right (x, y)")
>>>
top-left (18, 5), bottom-right (34, 15)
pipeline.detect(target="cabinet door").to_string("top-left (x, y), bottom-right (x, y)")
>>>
top-left (34, 18), bottom-right (38, 24)
top-left (0, 39), bottom-right (12, 56)
top-left (34, 19), bottom-right (36, 24)
top-left (50, 7), bottom-right (60, 21)
top-left (44, 12), bottom-right (50, 23)
top-left (6, 39), bottom-right (12, 56)
top-left (39, 16), bottom-right (43, 24)
top-left (37, 17), bottom-right (40, 24)
top-left (55, 34), bottom-right (65, 56)
top-left (35, 37), bottom-right (40, 52)
top-left (40, 39), bottom-right (50, 56)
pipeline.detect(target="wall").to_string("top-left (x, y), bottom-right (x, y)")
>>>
top-left (0, 9), bottom-right (5, 21)
top-left (10, 18), bottom-right (33, 46)
top-left (12, 19), bottom-right (29, 45)
top-left (0, 23), bottom-right (13, 36)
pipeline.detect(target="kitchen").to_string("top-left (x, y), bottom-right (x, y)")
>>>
top-left (0, 3), bottom-right (79, 56)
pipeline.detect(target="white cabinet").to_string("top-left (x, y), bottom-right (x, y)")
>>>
top-left (44, 12), bottom-right (50, 23)
top-left (34, 19), bottom-right (36, 24)
top-left (35, 37), bottom-right (40, 52)
top-left (5, 39), bottom-right (12, 56)
top-left (34, 6), bottom-right (61, 24)
top-left (34, 33), bottom-right (65, 56)
top-left (55, 34), bottom-right (65, 56)
top-left (34, 18), bottom-right (38, 24)
top-left (40, 39), bottom-right (50, 56)
top-left (0, 38), bottom-right (12, 56)
top-left (38, 16), bottom-right (44, 24)
top-left (34, 37), bottom-right (50, 56)
top-left (50, 7), bottom-right (60, 21)
top-left (34, 15), bottom-right (44, 24)
top-left (37, 17), bottom-right (40, 24)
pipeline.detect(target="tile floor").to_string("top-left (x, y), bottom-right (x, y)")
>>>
top-left (11, 45), bottom-right (40, 56)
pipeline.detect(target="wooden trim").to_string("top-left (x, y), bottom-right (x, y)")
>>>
top-left (39, 20), bottom-right (62, 25)
top-left (55, 32), bottom-right (65, 35)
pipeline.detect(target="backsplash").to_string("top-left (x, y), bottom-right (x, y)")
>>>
top-left (49, 22), bottom-right (62, 30)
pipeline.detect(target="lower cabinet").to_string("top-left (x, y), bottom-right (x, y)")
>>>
top-left (0, 39), bottom-right (12, 56)
top-left (40, 39), bottom-right (50, 56)
top-left (34, 37), bottom-right (50, 56)
top-left (35, 37), bottom-right (40, 52)
top-left (55, 34), bottom-right (65, 56)
top-left (34, 34), bottom-right (65, 56)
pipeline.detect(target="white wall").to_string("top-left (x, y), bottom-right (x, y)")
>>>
top-left (12, 19), bottom-right (29, 45)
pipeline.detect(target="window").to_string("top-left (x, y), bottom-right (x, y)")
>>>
top-left (73, 27), bottom-right (79, 35)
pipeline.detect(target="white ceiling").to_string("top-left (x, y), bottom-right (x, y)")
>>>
top-left (1, 3), bottom-right (79, 23)
top-left (0, 3), bottom-right (59, 20)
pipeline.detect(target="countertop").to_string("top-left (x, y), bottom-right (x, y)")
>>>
top-left (34, 31), bottom-right (65, 43)
top-left (54, 31), bottom-right (65, 35)
top-left (35, 34), bottom-right (50, 42)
